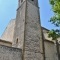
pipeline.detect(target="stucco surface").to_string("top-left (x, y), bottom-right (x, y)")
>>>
top-left (1, 19), bottom-right (15, 42)
top-left (44, 40), bottom-right (58, 60)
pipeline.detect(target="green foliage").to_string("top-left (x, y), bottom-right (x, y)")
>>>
top-left (50, 15), bottom-right (60, 27)
top-left (49, 0), bottom-right (60, 26)
top-left (48, 29), bottom-right (60, 40)
top-left (48, 0), bottom-right (60, 40)
top-left (49, 0), bottom-right (55, 5)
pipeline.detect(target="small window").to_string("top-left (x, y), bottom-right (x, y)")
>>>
top-left (21, 0), bottom-right (23, 3)
top-left (16, 38), bottom-right (18, 44)
top-left (31, 0), bottom-right (34, 1)
top-left (16, 38), bottom-right (18, 47)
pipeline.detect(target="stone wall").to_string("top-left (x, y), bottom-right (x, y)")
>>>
top-left (0, 39), bottom-right (12, 47)
top-left (23, 0), bottom-right (43, 60)
top-left (12, 1), bottom-right (26, 49)
top-left (0, 45), bottom-right (22, 60)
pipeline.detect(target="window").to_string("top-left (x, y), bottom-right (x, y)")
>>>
top-left (16, 38), bottom-right (18, 44)
top-left (16, 38), bottom-right (18, 47)
top-left (31, 0), bottom-right (34, 1)
top-left (21, 0), bottom-right (23, 3)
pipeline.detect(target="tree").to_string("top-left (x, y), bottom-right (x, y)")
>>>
top-left (49, 0), bottom-right (60, 27)
top-left (48, 0), bottom-right (60, 40)
top-left (48, 0), bottom-right (60, 60)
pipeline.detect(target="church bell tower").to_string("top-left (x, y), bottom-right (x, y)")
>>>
top-left (12, 0), bottom-right (44, 60)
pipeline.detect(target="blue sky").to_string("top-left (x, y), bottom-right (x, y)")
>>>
top-left (0, 0), bottom-right (56, 37)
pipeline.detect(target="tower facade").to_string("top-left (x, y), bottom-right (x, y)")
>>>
top-left (12, 0), bottom-right (44, 60)
top-left (12, 0), bottom-right (26, 49)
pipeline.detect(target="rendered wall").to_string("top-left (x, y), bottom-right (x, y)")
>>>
top-left (1, 19), bottom-right (15, 42)
top-left (44, 40), bottom-right (58, 60)
top-left (0, 45), bottom-right (22, 60)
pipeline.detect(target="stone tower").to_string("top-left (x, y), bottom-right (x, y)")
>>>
top-left (12, 0), bottom-right (44, 60)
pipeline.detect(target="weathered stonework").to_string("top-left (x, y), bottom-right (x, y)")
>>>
top-left (0, 0), bottom-right (60, 60)
top-left (12, 0), bottom-right (44, 60)
top-left (0, 39), bottom-right (12, 47)
top-left (12, 1), bottom-right (26, 49)
top-left (0, 45), bottom-right (22, 60)
top-left (23, 0), bottom-right (43, 60)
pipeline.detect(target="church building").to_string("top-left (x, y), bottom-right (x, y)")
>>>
top-left (0, 0), bottom-right (60, 60)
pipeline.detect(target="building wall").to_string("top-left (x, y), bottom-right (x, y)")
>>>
top-left (0, 45), bottom-right (22, 60)
top-left (44, 40), bottom-right (58, 60)
top-left (12, 1), bottom-right (26, 49)
top-left (0, 39), bottom-right (12, 47)
top-left (23, 0), bottom-right (43, 60)
top-left (1, 19), bottom-right (15, 42)
top-left (0, 18), bottom-right (60, 60)
top-left (42, 27), bottom-right (60, 42)
top-left (0, 1), bottom-right (60, 59)
top-left (59, 44), bottom-right (60, 57)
